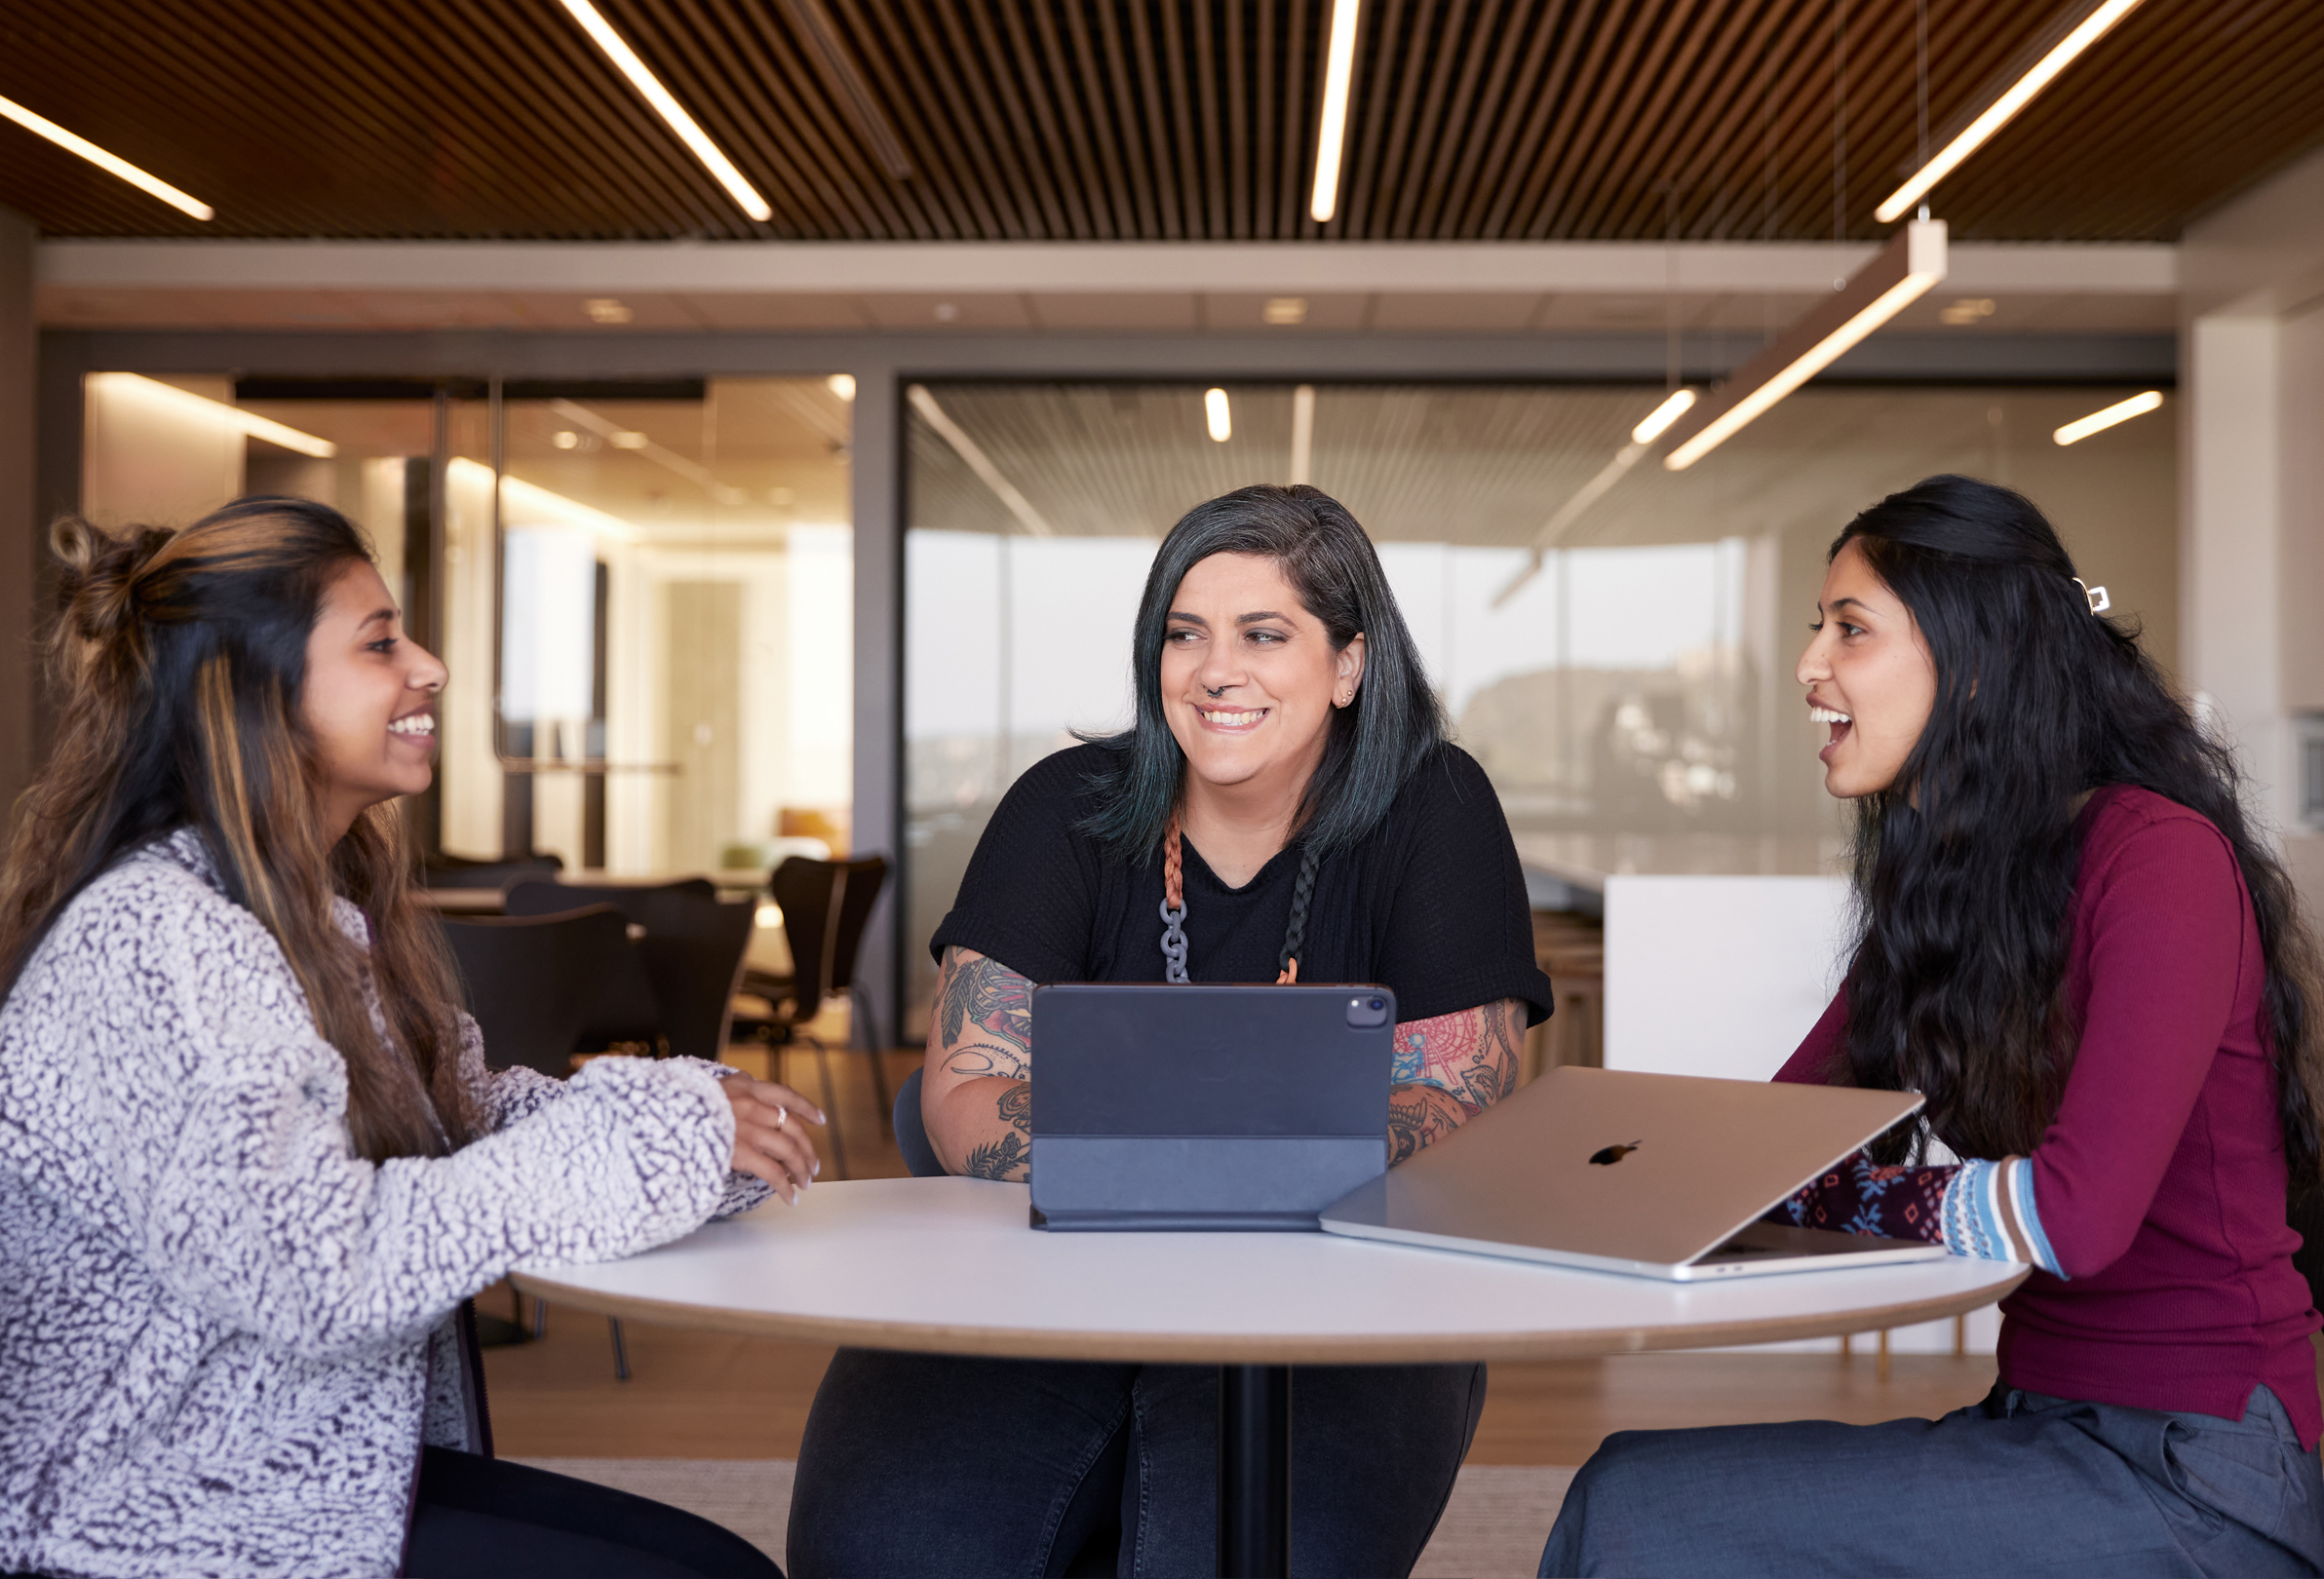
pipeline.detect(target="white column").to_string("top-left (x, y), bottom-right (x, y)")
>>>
top-left (2180, 314), bottom-right (2291, 827)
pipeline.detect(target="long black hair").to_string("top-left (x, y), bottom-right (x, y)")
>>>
top-left (0, 496), bottom-right (478, 1161)
top-left (1076, 483), bottom-right (1446, 862)
top-left (1833, 475), bottom-right (2324, 1180)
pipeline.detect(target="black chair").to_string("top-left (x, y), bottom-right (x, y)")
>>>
top-left (893, 1066), bottom-right (945, 1178)
top-left (440, 905), bottom-right (632, 1079)
top-left (424, 850), bottom-right (564, 892)
top-left (497, 880), bottom-right (755, 1383)
top-left (505, 879), bottom-right (755, 1063)
top-left (737, 855), bottom-right (890, 1178)
top-left (440, 905), bottom-right (633, 1361)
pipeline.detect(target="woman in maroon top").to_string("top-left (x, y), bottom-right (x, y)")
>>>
top-left (1541, 476), bottom-right (2324, 1579)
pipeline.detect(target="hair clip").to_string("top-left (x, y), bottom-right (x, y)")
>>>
top-left (2073, 577), bottom-right (2110, 615)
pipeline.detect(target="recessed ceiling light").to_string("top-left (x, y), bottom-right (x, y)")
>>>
top-left (1309, 0), bottom-right (1362, 223)
top-left (2054, 390), bottom-right (2163, 445)
top-left (0, 95), bottom-right (213, 220)
top-left (1205, 388), bottom-right (1233, 443)
top-left (610, 431), bottom-right (649, 449)
top-left (557, 0), bottom-right (774, 222)
top-left (1263, 297), bottom-right (1309, 326)
top-left (826, 373), bottom-right (857, 401)
top-left (586, 297), bottom-right (635, 325)
top-left (1939, 297), bottom-right (1997, 326)
top-left (552, 430), bottom-right (580, 449)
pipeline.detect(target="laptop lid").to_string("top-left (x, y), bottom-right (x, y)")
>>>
top-left (1319, 1065), bottom-right (1925, 1268)
top-left (1029, 983), bottom-right (1395, 1230)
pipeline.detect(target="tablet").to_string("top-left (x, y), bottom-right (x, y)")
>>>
top-left (1028, 982), bottom-right (1397, 1231)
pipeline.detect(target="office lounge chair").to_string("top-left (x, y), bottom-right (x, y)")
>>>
top-left (440, 905), bottom-right (632, 1080)
top-left (505, 879), bottom-right (755, 1063)
top-left (499, 880), bottom-right (755, 1381)
top-left (735, 855), bottom-right (889, 1178)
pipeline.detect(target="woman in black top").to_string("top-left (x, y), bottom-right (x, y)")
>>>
top-left (789, 484), bottom-right (1554, 1579)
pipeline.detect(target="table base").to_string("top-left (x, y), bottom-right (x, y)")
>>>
top-left (1219, 1364), bottom-right (1290, 1579)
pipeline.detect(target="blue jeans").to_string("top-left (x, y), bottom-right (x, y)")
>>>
top-left (1540, 1381), bottom-right (2324, 1578)
top-left (788, 1352), bottom-right (1486, 1578)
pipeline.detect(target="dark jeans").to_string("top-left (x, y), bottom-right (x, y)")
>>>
top-left (789, 1350), bottom-right (1487, 1578)
top-left (403, 1447), bottom-right (783, 1578)
top-left (1540, 1381), bottom-right (2324, 1579)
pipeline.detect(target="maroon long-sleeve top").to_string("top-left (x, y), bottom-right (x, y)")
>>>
top-left (1776, 785), bottom-right (2321, 1445)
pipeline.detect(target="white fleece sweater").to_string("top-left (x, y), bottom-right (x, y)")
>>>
top-left (0, 829), bottom-right (765, 1578)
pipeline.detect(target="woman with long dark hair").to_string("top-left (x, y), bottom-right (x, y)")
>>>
top-left (1539, 476), bottom-right (2324, 1577)
top-left (0, 498), bottom-right (817, 1577)
top-left (789, 484), bottom-right (1555, 1578)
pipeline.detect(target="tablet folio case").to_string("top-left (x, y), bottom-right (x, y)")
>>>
top-left (1028, 983), bottom-right (1395, 1231)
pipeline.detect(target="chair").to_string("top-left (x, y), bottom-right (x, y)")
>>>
top-left (440, 905), bottom-right (632, 1079)
top-left (893, 1066), bottom-right (946, 1178)
top-left (736, 855), bottom-right (890, 1178)
top-left (440, 905), bottom-right (633, 1363)
top-left (505, 879), bottom-right (755, 1063)
top-left (499, 880), bottom-right (755, 1384)
top-left (424, 850), bottom-right (563, 891)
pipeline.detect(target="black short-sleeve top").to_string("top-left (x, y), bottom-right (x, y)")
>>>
top-left (929, 742), bottom-right (1556, 1027)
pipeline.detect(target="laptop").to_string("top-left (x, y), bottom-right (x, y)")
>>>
top-left (1319, 1065), bottom-right (1948, 1280)
top-left (1028, 982), bottom-right (1396, 1231)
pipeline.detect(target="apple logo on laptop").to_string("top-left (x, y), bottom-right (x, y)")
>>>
top-left (1588, 1140), bottom-right (1644, 1167)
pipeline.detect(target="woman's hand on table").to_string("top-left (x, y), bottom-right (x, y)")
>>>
top-left (722, 1072), bottom-right (824, 1203)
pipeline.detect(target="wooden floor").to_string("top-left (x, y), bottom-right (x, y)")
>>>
top-left (484, 1043), bottom-right (2006, 1464)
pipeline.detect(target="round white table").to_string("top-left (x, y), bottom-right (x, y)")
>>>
top-left (513, 1176), bottom-right (2025, 1575)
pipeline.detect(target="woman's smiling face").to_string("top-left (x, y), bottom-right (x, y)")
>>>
top-left (1158, 552), bottom-right (1365, 797)
top-left (1795, 539), bottom-right (1938, 799)
top-left (301, 560), bottom-right (448, 840)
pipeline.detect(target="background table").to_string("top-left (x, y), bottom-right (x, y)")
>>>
top-left (514, 1177), bottom-right (2025, 1574)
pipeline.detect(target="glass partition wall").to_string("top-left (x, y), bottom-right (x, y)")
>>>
top-left (902, 380), bottom-right (2178, 1037)
top-left (79, 372), bottom-right (854, 878)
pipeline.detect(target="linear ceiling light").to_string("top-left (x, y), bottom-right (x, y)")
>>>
top-left (1629, 389), bottom-right (1697, 445)
top-left (0, 96), bottom-right (213, 220)
top-left (450, 458), bottom-right (639, 545)
top-left (2053, 390), bottom-right (2162, 445)
top-left (1205, 388), bottom-right (1233, 443)
top-left (92, 373), bottom-right (334, 455)
top-left (1659, 220), bottom-right (1948, 472)
top-left (557, 0), bottom-right (774, 222)
top-left (908, 384), bottom-right (1054, 537)
top-left (1874, 0), bottom-right (2146, 223)
top-left (1308, 0), bottom-right (1362, 223)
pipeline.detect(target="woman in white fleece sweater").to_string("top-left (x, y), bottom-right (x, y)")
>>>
top-left (0, 497), bottom-right (816, 1579)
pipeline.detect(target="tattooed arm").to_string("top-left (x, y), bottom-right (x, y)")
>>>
top-left (1386, 999), bottom-right (1525, 1166)
top-left (921, 945), bottom-right (1036, 1181)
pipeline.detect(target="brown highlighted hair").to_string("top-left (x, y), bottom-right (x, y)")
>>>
top-left (0, 496), bottom-right (477, 1160)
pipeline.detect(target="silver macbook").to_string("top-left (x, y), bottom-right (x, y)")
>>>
top-left (1319, 1065), bottom-right (1947, 1281)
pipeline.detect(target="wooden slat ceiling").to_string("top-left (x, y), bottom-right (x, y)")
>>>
top-left (4, 0), bottom-right (2320, 244)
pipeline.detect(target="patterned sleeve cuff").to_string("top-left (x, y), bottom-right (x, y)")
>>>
top-left (1937, 1156), bottom-right (2065, 1276)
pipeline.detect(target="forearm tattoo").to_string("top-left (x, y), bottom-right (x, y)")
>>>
top-left (962, 1080), bottom-right (1032, 1180)
top-left (1387, 1086), bottom-right (1471, 1166)
top-left (935, 946), bottom-right (1034, 1081)
top-left (1386, 999), bottom-right (1523, 1163)
top-left (1391, 1000), bottom-right (1522, 1109)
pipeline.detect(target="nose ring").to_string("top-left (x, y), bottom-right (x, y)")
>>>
top-left (1204, 684), bottom-right (1227, 698)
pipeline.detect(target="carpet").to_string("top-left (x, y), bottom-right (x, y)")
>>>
top-left (516, 1457), bottom-right (1576, 1577)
